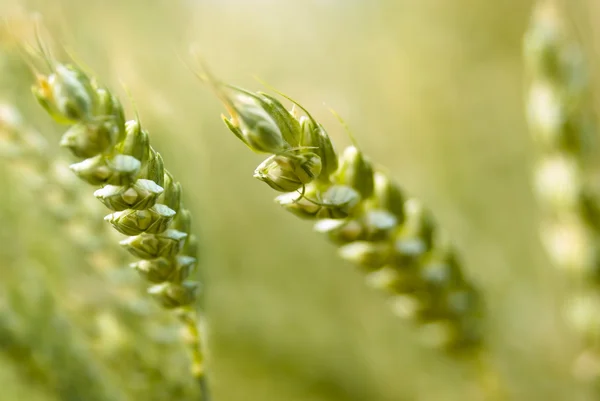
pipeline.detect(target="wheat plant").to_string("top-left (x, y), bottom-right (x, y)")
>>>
top-left (21, 41), bottom-right (210, 398)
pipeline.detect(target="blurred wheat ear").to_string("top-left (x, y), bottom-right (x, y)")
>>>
top-left (524, 0), bottom-right (600, 386)
top-left (0, 104), bottom-right (127, 400)
top-left (0, 102), bottom-right (128, 283)
top-left (1, 261), bottom-right (132, 401)
top-left (199, 70), bottom-right (507, 400)
top-left (19, 36), bottom-right (211, 399)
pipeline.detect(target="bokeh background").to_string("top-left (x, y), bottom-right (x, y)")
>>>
top-left (1, 0), bottom-right (599, 400)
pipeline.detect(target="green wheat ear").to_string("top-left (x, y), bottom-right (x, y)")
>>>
top-left (0, 101), bottom-right (124, 274)
top-left (525, 0), bottom-right (600, 384)
top-left (24, 40), bottom-right (210, 397)
top-left (202, 70), bottom-right (505, 400)
top-left (1, 269), bottom-right (129, 401)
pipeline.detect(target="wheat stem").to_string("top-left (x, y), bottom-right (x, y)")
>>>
top-left (178, 308), bottom-right (208, 382)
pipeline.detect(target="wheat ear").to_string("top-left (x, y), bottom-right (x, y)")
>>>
top-left (0, 268), bottom-right (130, 401)
top-left (525, 0), bottom-right (600, 382)
top-left (26, 46), bottom-right (209, 395)
top-left (0, 102), bottom-right (130, 282)
top-left (202, 72), bottom-right (504, 399)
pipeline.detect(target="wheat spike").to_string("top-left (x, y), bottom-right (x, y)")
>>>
top-left (203, 70), bottom-right (505, 399)
top-left (525, 0), bottom-right (600, 384)
top-left (26, 42), bottom-right (210, 396)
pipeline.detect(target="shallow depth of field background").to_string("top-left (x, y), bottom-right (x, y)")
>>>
top-left (0, 0), bottom-right (599, 400)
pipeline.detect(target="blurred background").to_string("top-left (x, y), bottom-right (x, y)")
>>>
top-left (1, 0), bottom-right (599, 400)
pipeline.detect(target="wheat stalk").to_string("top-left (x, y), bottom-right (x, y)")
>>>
top-left (22, 41), bottom-right (210, 397)
top-left (524, 0), bottom-right (600, 383)
top-left (201, 71), bottom-right (504, 399)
